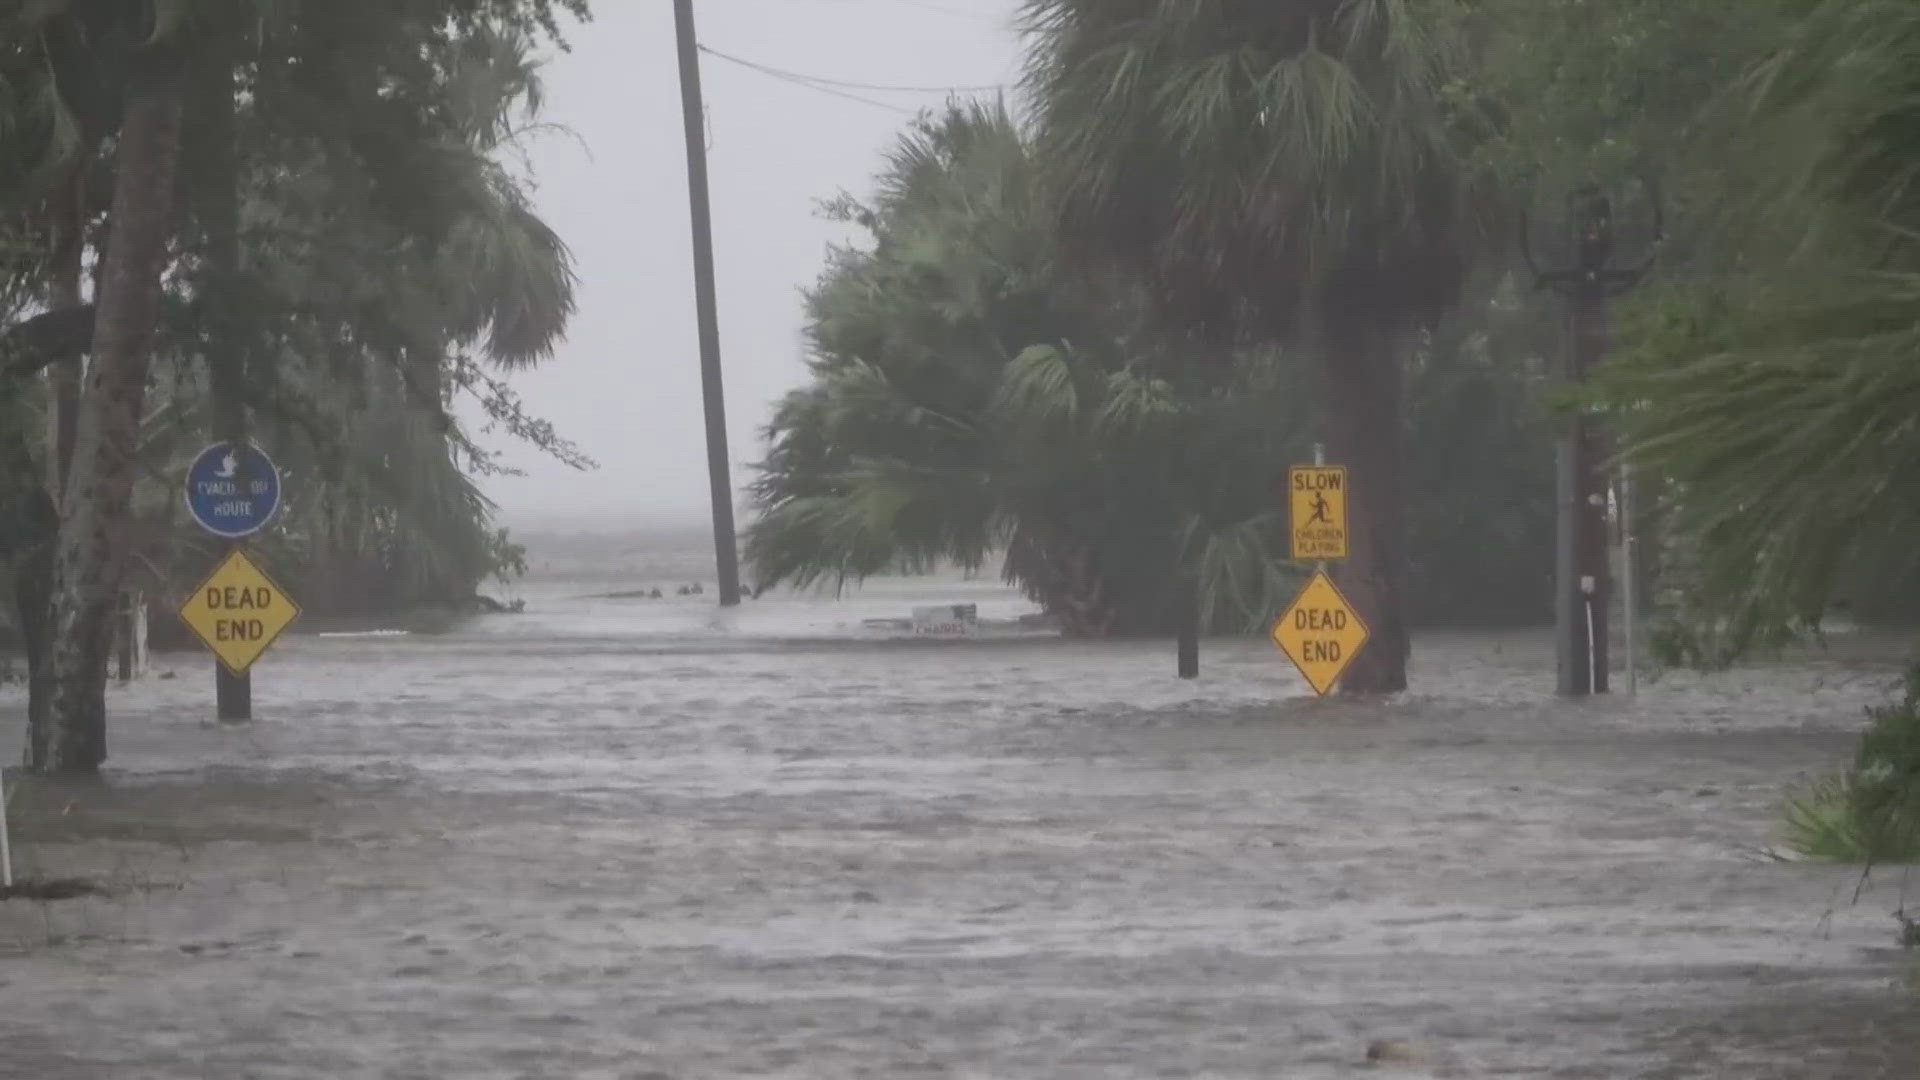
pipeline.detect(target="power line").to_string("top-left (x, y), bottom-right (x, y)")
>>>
top-left (697, 44), bottom-right (1008, 96)
top-left (883, 0), bottom-right (1009, 25)
top-left (702, 52), bottom-right (916, 114)
top-left (779, 0), bottom-right (1012, 27)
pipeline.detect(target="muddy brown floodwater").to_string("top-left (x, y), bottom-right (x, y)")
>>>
top-left (2, 576), bottom-right (1917, 1078)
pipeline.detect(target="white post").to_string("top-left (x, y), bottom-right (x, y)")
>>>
top-left (1622, 465), bottom-right (1637, 697)
top-left (131, 591), bottom-right (148, 679)
top-left (1584, 596), bottom-right (1597, 696)
top-left (1, 766), bottom-right (13, 888)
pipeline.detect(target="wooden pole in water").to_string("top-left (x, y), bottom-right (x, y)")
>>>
top-left (1622, 463), bottom-right (1637, 697)
top-left (673, 0), bottom-right (742, 608)
top-left (1177, 584), bottom-right (1199, 679)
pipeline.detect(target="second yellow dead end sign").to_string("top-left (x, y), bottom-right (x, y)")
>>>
top-left (1270, 569), bottom-right (1369, 695)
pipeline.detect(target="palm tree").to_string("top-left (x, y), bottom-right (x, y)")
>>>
top-left (748, 103), bottom-right (1311, 636)
top-left (40, 5), bottom-right (190, 771)
top-left (1021, 0), bottom-right (1476, 691)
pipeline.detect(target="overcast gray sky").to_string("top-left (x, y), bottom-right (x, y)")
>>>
top-left (463, 0), bottom-right (1026, 532)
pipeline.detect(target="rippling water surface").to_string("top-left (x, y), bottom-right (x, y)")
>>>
top-left (2, 546), bottom-right (1916, 1078)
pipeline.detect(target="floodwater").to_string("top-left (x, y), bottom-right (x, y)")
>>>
top-left (2, 555), bottom-right (1917, 1078)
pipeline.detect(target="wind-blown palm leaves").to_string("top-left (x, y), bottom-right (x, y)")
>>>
top-left (191, 19), bottom-right (581, 619)
top-left (1605, 0), bottom-right (1920, 664)
top-left (748, 103), bottom-right (1311, 635)
top-left (1020, 0), bottom-right (1480, 689)
top-left (1021, 0), bottom-right (1472, 340)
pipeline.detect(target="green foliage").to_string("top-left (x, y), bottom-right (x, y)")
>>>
top-left (1020, 1), bottom-right (1491, 689)
top-left (1781, 664), bottom-right (1920, 864)
top-left (748, 104), bottom-right (1311, 636)
top-left (1404, 277), bottom-right (1557, 625)
top-left (1781, 775), bottom-right (1919, 865)
top-left (1021, 0), bottom-right (1476, 341)
top-left (1596, 0), bottom-right (1920, 663)
top-left (1, 1), bottom-right (590, 624)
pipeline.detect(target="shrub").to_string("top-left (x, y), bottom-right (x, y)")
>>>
top-left (1781, 661), bottom-right (1920, 863)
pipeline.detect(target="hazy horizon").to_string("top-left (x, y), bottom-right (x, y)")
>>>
top-left (458, 1), bottom-right (1026, 529)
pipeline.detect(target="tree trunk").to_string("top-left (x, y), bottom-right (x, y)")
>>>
top-left (1, 424), bottom-right (57, 765)
top-left (45, 161), bottom-right (88, 492)
top-left (37, 45), bottom-right (187, 774)
top-left (1176, 577), bottom-right (1199, 678)
top-left (1325, 329), bottom-right (1409, 694)
top-left (11, 162), bottom-right (90, 756)
top-left (17, 539), bottom-right (55, 761)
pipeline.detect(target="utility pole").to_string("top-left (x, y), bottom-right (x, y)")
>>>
top-left (1560, 233), bottom-right (1610, 696)
top-left (673, 0), bottom-right (742, 608)
top-left (1525, 184), bottom-right (1660, 697)
top-left (1621, 462), bottom-right (1637, 696)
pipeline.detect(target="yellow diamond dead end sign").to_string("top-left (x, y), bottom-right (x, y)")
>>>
top-left (178, 549), bottom-right (300, 675)
top-left (1289, 465), bottom-right (1348, 560)
top-left (1271, 569), bottom-right (1369, 695)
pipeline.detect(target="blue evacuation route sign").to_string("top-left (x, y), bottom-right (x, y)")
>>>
top-left (184, 441), bottom-right (282, 538)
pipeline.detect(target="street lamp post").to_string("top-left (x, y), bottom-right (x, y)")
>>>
top-left (1524, 183), bottom-right (1660, 697)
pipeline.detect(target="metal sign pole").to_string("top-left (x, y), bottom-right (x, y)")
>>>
top-left (217, 551), bottom-right (252, 722)
top-left (185, 441), bottom-right (283, 721)
top-left (1313, 443), bottom-right (1331, 689)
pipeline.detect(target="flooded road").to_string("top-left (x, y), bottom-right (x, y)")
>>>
top-left (3, 571), bottom-right (1916, 1078)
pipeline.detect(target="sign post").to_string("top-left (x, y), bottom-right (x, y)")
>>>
top-left (0, 764), bottom-right (12, 889)
top-left (1274, 447), bottom-right (1368, 695)
top-left (182, 441), bottom-right (286, 721)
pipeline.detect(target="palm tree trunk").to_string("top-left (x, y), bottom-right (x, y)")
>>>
top-left (37, 45), bottom-right (187, 774)
top-left (17, 162), bottom-right (90, 754)
top-left (1325, 329), bottom-right (1409, 694)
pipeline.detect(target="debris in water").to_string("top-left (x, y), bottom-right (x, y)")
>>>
top-left (0, 877), bottom-right (110, 902)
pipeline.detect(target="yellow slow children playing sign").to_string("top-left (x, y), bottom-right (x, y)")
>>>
top-left (1288, 465), bottom-right (1347, 560)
